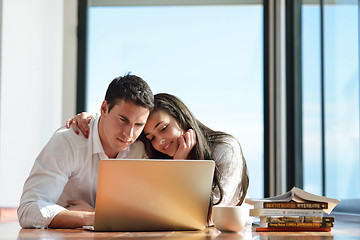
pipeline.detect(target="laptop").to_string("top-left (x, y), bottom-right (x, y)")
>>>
top-left (84, 159), bottom-right (215, 231)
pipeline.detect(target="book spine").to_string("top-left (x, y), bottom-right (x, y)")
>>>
top-left (250, 208), bottom-right (324, 217)
top-left (255, 227), bottom-right (332, 232)
top-left (258, 202), bottom-right (328, 209)
top-left (266, 222), bottom-right (333, 228)
top-left (261, 216), bottom-right (334, 223)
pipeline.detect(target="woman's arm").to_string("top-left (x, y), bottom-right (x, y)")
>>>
top-left (212, 137), bottom-right (247, 206)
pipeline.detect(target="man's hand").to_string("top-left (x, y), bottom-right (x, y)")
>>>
top-left (173, 129), bottom-right (197, 159)
top-left (48, 200), bottom-right (95, 228)
top-left (49, 210), bottom-right (95, 229)
top-left (66, 112), bottom-right (93, 138)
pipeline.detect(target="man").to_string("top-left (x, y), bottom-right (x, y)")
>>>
top-left (18, 74), bottom-right (154, 228)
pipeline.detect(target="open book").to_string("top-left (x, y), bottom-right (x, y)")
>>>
top-left (249, 187), bottom-right (340, 214)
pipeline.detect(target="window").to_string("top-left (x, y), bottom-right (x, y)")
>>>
top-left (302, 0), bottom-right (359, 198)
top-left (82, 1), bottom-right (265, 198)
top-left (79, 0), bottom-right (360, 201)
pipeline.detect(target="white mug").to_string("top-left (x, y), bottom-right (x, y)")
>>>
top-left (212, 205), bottom-right (249, 232)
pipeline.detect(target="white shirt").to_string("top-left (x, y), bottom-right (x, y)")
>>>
top-left (212, 137), bottom-right (245, 206)
top-left (18, 115), bottom-right (147, 228)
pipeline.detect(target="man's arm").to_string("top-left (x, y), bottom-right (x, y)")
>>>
top-left (18, 128), bottom-right (85, 228)
top-left (48, 200), bottom-right (95, 228)
top-left (49, 210), bottom-right (94, 228)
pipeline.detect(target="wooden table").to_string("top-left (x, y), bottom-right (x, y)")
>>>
top-left (2, 213), bottom-right (360, 239)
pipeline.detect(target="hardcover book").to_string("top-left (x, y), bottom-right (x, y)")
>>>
top-left (250, 208), bottom-right (324, 217)
top-left (249, 187), bottom-right (340, 214)
top-left (254, 201), bottom-right (328, 209)
top-left (259, 222), bottom-right (334, 228)
top-left (255, 227), bottom-right (332, 232)
top-left (261, 216), bottom-right (335, 223)
top-left (250, 187), bottom-right (340, 232)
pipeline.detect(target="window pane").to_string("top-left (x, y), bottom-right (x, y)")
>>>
top-left (324, 2), bottom-right (359, 198)
top-left (86, 4), bottom-right (264, 198)
top-left (303, 1), bottom-right (359, 199)
top-left (302, 3), bottom-right (323, 196)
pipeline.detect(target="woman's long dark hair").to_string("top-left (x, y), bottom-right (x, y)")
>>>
top-left (139, 93), bottom-right (249, 223)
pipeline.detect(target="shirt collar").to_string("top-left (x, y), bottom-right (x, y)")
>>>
top-left (92, 114), bottom-right (104, 155)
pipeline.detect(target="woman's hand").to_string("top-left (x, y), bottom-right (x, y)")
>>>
top-left (65, 200), bottom-right (94, 212)
top-left (66, 112), bottom-right (93, 138)
top-left (173, 129), bottom-right (197, 159)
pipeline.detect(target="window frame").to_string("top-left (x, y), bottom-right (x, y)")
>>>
top-left (76, 0), bottom-right (360, 205)
top-left (77, 0), bottom-right (268, 197)
top-left (300, 0), bottom-right (360, 200)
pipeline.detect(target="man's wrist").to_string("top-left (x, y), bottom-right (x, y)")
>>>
top-left (82, 211), bottom-right (95, 226)
top-left (48, 210), bottom-right (95, 228)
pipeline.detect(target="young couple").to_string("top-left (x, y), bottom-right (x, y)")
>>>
top-left (18, 74), bottom-right (249, 229)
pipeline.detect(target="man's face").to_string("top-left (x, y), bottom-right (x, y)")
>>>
top-left (99, 99), bottom-right (150, 158)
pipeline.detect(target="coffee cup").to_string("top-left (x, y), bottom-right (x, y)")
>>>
top-left (212, 205), bottom-right (249, 232)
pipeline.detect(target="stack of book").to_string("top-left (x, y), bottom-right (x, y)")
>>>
top-left (249, 187), bottom-right (340, 232)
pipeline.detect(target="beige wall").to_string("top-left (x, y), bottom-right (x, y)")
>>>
top-left (0, 0), bottom-right (77, 206)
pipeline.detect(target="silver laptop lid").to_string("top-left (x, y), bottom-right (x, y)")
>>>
top-left (94, 159), bottom-right (215, 231)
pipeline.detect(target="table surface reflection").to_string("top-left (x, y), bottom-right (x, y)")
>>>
top-left (2, 213), bottom-right (360, 240)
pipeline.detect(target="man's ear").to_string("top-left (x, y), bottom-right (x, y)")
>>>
top-left (100, 100), bottom-right (108, 115)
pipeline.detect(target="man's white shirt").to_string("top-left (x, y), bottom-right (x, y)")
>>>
top-left (18, 115), bottom-right (147, 228)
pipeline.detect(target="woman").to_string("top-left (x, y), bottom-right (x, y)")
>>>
top-left (67, 93), bottom-right (249, 220)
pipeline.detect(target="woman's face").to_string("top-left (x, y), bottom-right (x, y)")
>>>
top-left (143, 110), bottom-right (185, 157)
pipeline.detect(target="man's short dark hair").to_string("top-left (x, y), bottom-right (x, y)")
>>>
top-left (104, 74), bottom-right (154, 112)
